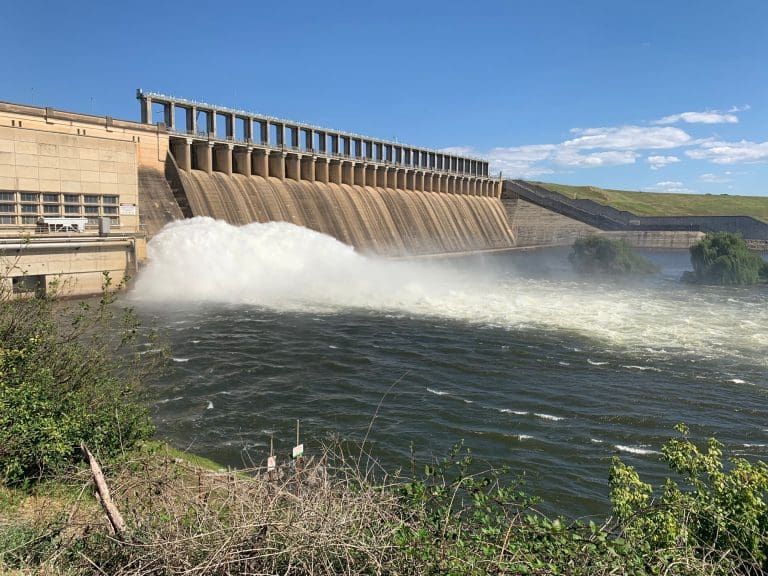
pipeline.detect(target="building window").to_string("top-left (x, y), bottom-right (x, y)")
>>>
top-left (0, 192), bottom-right (15, 201)
top-left (42, 194), bottom-right (59, 203)
top-left (64, 205), bottom-right (80, 214)
top-left (84, 205), bottom-right (99, 214)
top-left (84, 195), bottom-right (99, 204)
top-left (21, 204), bottom-right (38, 214)
top-left (102, 195), bottom-right (118, 205)
top-left (20, 193), bottom-right (38, 202)
top-left (102, 206), bottom-right (118, 215)
top-left (43, 205), bottom-right (60, 214)
top-left (0, 204), bottom-right (15, 213)
top-left (0, 215), bottom-right (16, 224)
top-left (12, 275), bottom-right (45, 296)
top-left (63, 194), bottom-right (80, 204)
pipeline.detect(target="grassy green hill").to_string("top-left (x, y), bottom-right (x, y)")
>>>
top-left (531, 181), bottom-right (768, 223)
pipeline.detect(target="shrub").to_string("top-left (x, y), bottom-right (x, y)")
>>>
top-left (682, 232), bottom-right (768, 285)
top-left (0, 275), bottom-right (155, 485)
top-left (569, 235), bottom-right (658, 275)
top-left (610, 424), bottom-right (768, 574)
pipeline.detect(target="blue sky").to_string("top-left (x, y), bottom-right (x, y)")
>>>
top-left (2, 0), bottom-right (767, 196)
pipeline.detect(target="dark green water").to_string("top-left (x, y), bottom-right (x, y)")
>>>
top-left (130, 219), bottom-right (768, 518)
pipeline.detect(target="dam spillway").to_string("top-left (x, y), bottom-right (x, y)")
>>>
top-left (172, 169), bottom-right (515, 256)
top-left (141, 90), bottom-right (513, 257)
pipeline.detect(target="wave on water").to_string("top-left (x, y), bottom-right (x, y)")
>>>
top-left (535, 413), bottom-right (564, 422)
top-left (426, 387), bottom-right (449, 396)
top-left (615, 445), bottom-right (659, 455)
top-left (587, 359), bottom-right (609, 366)
top-left (130, 218), bottom-right (768, 366)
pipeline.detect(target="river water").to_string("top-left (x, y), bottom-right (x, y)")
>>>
top-left (128, 218), bottom-right (768, 518)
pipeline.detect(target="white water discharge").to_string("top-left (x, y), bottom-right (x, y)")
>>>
top-left (131, 218), bottom-right (768, 366)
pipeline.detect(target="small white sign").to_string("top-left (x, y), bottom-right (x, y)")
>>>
top-left (267, 456), bottom-right (276, 471)
top-left (292, 444), bottom-right (304, 459)
top-left (119, 203), bottom-right (137, 215)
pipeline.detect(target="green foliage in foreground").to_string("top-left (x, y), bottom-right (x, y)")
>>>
top-left (569, 235), bottom-right (658, 275)
top-left (682, 232), bottom-right (768, 285)
top-left (4, 430), bottom-right (768, 575)
top-left (0, 275), bottom-right (154, 485)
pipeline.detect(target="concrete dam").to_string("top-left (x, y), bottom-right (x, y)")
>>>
top-left (0, 91), bottom-right (713, 296)
top-left (139, 92), bottom-right (513, 257)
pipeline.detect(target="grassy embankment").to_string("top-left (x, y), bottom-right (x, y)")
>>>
top-left (532, 181), bottom-right (768, 223)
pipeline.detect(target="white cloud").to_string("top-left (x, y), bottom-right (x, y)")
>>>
top-left (485, 145), bottom-right (556, 178)
top-left (655, 111), bottom-right (739, 125)
top-left (647, 155), bottom-right (681, 170)
top-left (563, 126), bottom-right (691, 150)
top-left (554, 149), bottom-right (637, 167)
top-left (699, 173), bottom-right (730, 183)
top-left (646, 180), bottom-right (696, 194)
top-left (686, 140), bottom-right (768, 164)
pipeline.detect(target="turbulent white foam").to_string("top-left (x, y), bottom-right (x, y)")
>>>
top-left (130, 218), bottom-right (768, 366)
top-left (426, 387), bottom-right (449, 396)
top-left (517, 434), bottom-right (533, 440)
top-left (587, 359), bottom-right (609, 366)
top-left (206, 401), bottom-right (214, 410)
top-left (622, 365), bottom-right (662, 372)
top-left (729, 378), bottom-right (746, 384)
top-left (500, 409), bottom-right (528, 415)
top-left (172, 357), bottom-right (190, 363)
top-left (615, 445), bottom-right (659, 455)
top-left (535, 413), bottom-right (564, 422)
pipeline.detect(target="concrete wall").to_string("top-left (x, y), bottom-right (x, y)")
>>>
top-left (506, 198), bottom-right (600, 247)
top-left (0, 102), bottom-right (162, 296)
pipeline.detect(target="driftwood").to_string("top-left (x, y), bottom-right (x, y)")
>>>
top-left (81, 443), bottom-right (126, 537)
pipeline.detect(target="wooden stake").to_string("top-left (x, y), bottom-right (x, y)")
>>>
top-left (81, 443), bottom-right (126, 537)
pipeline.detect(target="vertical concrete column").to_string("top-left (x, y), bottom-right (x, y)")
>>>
top-left (171, 139), bottom-right (192, 172)
top-left (269, 151), bottom-right (286, 179)
top-left (187, 107), bottom-right (197, 135)
top-left (354, 163), bottom-right (366, 186)
top-left (233, 147), bottom-right (252, 176)
top-left (341, 160), bottom-right (354, 184)
top-left (285, 154), bottom-right (301, 180)
top-left (213, 144), bottom-right (233, 175)
top-left (406, 169), bottom-right (415, 190)
top-left (329, 160), bottom-right (342, 184)
top-left (365, 164), bottom-right (377, 188)
top-left (423, 172), bottom-right (432, 192)
top-left (164, 102), bottom-right (175, 129)
top-left (396, 168), bottom-right (405, 190)
top-left (315, 158), bottom-right (330, 183)
top-left (207, 111), bottom-right (216, 136)
top-left (301, 156), bottom-right (316, 181)
top-left (379, 166), bottom-right (390, 188)
top-left (253, 149), bottom-right (269, 177)
top-left (193, 142), bottom-right (214, 174)
top-left (416, 171), bottom-right (425, 191)
top-left (243, 118), bottom-right (253, 142)
top-left (260, 122), bottom-right (269, 146)
top-left (140, 95), bottom-right (152, 124)
top-left (449, 175), bottom-right (458, 194)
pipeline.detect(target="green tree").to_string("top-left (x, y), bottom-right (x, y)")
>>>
top-left (683, 232), bottom-right (768, 285)
top-left (569, 235), bottom-right (658, 275)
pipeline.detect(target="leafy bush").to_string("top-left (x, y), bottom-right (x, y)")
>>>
top-left (610, 424), bottom-right (768, 574)
top-left (569, 235), bottom-right (658, 275)
top-left (682, 232), bottom-right (768, 285)
top-left (0, 275), bottom-right (155, 485)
